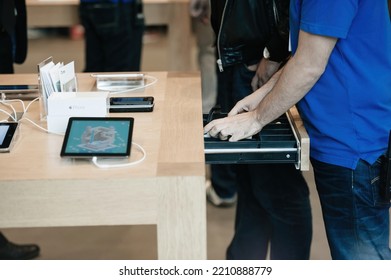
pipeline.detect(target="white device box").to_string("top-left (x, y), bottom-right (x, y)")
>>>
top-left (47, 91), bottom-right (108, 134)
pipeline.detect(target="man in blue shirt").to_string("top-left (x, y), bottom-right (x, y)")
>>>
top-left (79, 0), bottom-right (144, 72)
top-left (205, 0), bottom-right (391, 259)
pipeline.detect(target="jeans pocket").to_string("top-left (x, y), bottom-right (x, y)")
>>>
top-left (371, 157), bottom-right (391, 207)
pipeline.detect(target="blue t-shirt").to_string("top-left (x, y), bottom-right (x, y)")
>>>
top-left (290, 0), bottom-right (391, 169)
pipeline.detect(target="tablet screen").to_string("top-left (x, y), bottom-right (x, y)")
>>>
top-left (60, 117), bottom-right (134, 158)
top-left (0, 123), bottom-right (18, 151)
top-left (0, 125), bottom-right (9, 145)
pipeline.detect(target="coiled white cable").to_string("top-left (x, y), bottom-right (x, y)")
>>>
top-left (91, 141), bottom-right (146, 168)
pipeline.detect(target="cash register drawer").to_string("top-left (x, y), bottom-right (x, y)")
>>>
top-left (204, 106), bottom-right (310, 171)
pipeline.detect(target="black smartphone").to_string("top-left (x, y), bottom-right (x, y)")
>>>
top-left (0, 85), bottom-right (39, 92)
top-left (109, 96), bottom-right (154, 112)
top-left (0, 85), bottom-right (39, 100)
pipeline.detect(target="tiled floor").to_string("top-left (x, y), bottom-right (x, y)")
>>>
top-left (4, 27), bottom-right (332, 260)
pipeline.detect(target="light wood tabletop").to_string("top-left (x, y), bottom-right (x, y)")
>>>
top-left (0, 71), bottom-right (207, 259)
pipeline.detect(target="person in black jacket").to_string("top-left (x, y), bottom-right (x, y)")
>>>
top-left (0, 0), bottom-right (28, 73)
top-left (0, 0), bottom-right (40, 260)
top-left (196, 0), bottom-right (312, 260)
top-left (79, 0), bottom-right (144, 72)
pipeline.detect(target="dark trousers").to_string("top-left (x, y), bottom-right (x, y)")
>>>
top-left (208, 61), bottom-right (240, 199)
top-left (216, 63), bottom-right (312, 259)
top-left (79, 2), bottom-right (144, 72)
top-left (0, 232), bottom-right (9, 246)
top-left (227, 163), bottom-right (312, 259)
top-left (0, 31), bottom-right (14, 74)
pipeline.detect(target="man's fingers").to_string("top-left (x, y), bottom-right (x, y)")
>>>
top-left (204, 118), bottom-right (234, 139)
top-left (228, 107), bottom-right (239, 116)
top-left (217, 128), bottom-right (232, 141)
top-left (204, 118), bottom-right (221, 134)
top-left (204, 119), bottom-right (222, 137)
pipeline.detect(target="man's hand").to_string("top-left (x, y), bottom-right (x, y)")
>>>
top-left (228, 93), bottom-right (264, 116)
top-left (189, 0), bottom-right (210, 24)
top-left (229, 68), bottom-right (282, 117)
top-left (251, 58), bottom-right (281, 91)
top-left (204, 110), bottom-right (263, 142)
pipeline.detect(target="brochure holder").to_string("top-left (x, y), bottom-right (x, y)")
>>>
top-left (37, 56), bottom-right (53, 120)
top-left (37, 57), bottom-right (78, 121)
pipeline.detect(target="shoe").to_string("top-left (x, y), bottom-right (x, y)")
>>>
top-left (0, 241), bottom-right (40, 260)
top-left (205, 180), bottom-right (237, 207)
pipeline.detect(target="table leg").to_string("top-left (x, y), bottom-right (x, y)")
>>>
top-left (156, 176), bottom-right (207, 259)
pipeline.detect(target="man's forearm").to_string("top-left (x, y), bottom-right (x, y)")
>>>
top-left (204, 31), bottom-right (338, 142)
top-left (254, 31), bottom-right (337, 128)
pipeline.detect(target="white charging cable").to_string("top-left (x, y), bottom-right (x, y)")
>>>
top-left (0, 74), bottom-right (158, 135)
top-left (0, 100), bottom-right (19, 121)
top-left (0, 108), bottom-right (16, 122)
top-left (91, 141), bottom-right (146, 168)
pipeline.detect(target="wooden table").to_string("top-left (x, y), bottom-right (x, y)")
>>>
top-left (0, 72), bottom-right (206, 259)
top-left (26, 0), bottom-right (192, 71)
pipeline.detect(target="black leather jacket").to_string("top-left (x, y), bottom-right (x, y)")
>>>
top-left (210, 0), bottom-right (290, 71)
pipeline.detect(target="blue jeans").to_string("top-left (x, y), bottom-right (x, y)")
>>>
top-left (80, 1), bottom-right (144, 72)
top-left (311, 157), bottom-right (391, 260)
